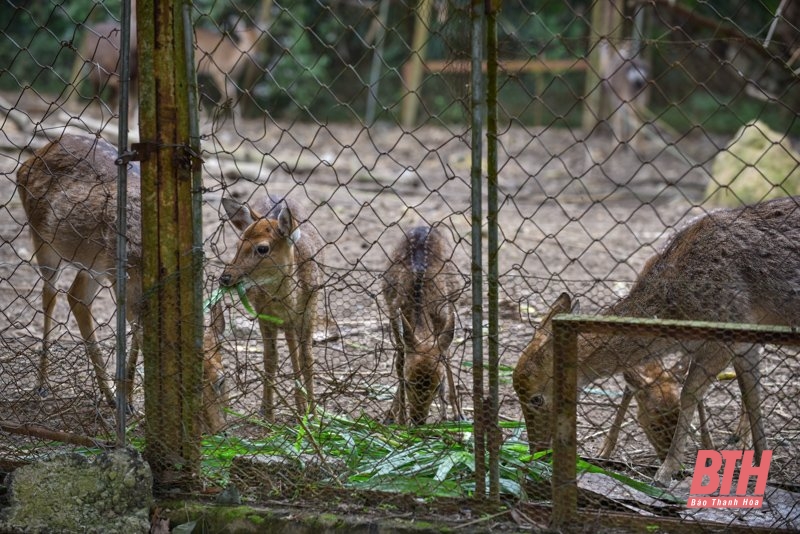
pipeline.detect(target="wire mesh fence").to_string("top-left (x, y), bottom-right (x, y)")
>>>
top-left (1, 0), bottom-right (800, 531)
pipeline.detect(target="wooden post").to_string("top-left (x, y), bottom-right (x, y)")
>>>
top-left (400, 0), bottom-right (434, 129)
top-left (137, 0), bottom-right (203, 488)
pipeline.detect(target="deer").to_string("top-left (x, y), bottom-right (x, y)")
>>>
top-left (599, 359), bottom-right (750, 461)
top-left (70, 11), bottom-right (138, 116)
top-left (598, 359), bottom-right (713, 462)
top-left (218, 194), bottom-right (324, 422)
top-left (381, 226), bottom-right (464, 425)
top-left (513, 196), bottom-right (800, 486)
top-left (194, 16), bottom-right (262, 118)
top-left (598, 39), bottom-right (650, 147)
top-left (16, 133), bottom-right (227, 433)
top-left (70, 11), bottom-right (261, 120)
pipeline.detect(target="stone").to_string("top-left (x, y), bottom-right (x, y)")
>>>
top-left (1, 447), bottom-right (152, 534)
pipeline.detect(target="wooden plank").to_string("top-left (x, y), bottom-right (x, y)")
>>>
top-left (420, 58), bottom-right (589, 74)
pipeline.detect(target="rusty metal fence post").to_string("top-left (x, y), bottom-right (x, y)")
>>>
top-left (470, 0), bottom-right (486, 499)
top-left (551, 316), bottom-right (579, 528)
top-left (137, 0), bottom-right (204, 488)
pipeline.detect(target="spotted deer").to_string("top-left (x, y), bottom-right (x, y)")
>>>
top-left (514, 197), bottom-right (800, 485)
top-left (218, 195), bottom-right (324, 421)
top-left (16, 134), bottom-right (227, 433)
top-left (382, 226), bottom-right (463, 425)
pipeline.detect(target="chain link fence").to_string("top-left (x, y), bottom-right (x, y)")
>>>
top-left (1, 0), bottom-right (799, 531)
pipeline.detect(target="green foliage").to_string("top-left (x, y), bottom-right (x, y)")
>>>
top-left (250, 2), bottom-right (332, 119)
top-left (196, 409), bottom-right (674, 504)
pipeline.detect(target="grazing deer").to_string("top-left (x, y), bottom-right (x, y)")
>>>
top-left (600, 361), bottom-right (750, 461)
top-left (382, 226), bottom-right (463, 425)
top-left (16, 134), bottom-right (227, 432)
top-left (194, 17), bottom-right (262, 117)
top-left (218, 195), bottom-right (324, 421)
top-left (598, 359), bottom-right (714, 462)
top-left (514, 197), bottom-right (800, 485)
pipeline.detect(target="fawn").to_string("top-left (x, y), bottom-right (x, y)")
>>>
top-left (16, 134), bottom-right (227, 432)
top-left (218, 195), bottom-right (324, 421)
top-left (382, 226), bottom-right (463, 425)
top-left (598, 359), bottom-right (714, 462)
top-left (514, 197), bottom-right (800, 485)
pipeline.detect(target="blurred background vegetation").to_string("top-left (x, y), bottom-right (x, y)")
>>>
top-left (0, 0), bottom-right (797, 134)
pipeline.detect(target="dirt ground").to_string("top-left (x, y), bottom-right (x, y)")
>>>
top-left (1, 92), bottom-right (799, 528)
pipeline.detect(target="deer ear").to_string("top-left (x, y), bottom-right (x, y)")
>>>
top-left (622, 368), bottom-right (648, 391)
top-left (437, 328), bottom-right (454, 352)
top-left (277, 204), bottom-right (295, 237)
top-left (399, 314), bottom-right (416, 351)
top-left (222, 198), bottom-right (256, 233)
top-left (540, 293), bottom-right (573, 331)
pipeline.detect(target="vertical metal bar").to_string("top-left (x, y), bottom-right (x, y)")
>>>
top-left (485, 0), bottom-right (499, 501)
top-left (551, 318), bottom-right (578, 529)
top-left (184, 0), bottom-right (205, 390)
top-left (470, 0), bottom-right (485, 499)
top-left (115, 0), bottom-right (133, 448)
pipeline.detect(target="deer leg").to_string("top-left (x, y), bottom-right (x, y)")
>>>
top-left (696, 399), bottom-right (715, 450)
top-left (444, 356), bottom-right (463, 422)
top-left (258, 320), bottom-right (279, 422)
top-left (386, 315), bottom-right (406, 425)
top-left (729, 404), bottom-right (752, 448)
top-left (296, 294), bottom-right (317, 415)
top-left (284, 326), bottom-right (308, 418)
top-left (32, 242), bottom-right (61, 398)
top-left (732, 348), bottom-right (765, 462)
top-left (654, 345), bottom-right (726, 486)
top-left (124, 327), bottom-right (141, 412)
top-left (597, 385), bottom-right (634, 459)
top-left (67, 270), bottom-right (115, 406)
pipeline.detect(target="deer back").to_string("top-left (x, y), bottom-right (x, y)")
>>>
top-left (383, 226), bottom-right (458, 351)
top-left (17, 135), bottom-right (143, 279)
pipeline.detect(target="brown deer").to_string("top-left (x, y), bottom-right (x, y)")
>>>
top-left (598, 359), bottom-right (714, 462)
top-left (194, 16), bottom-right (262, 117)
top-left (16, 134), bottom-right (227, 433)
top-left (513, 197), bottom-right (800, 485)
top-left (70, 11), bottom-right (261, 119)
top-left (382, 226), bottom-right (463, 425)
top-left (600, 360), bottom-right (750, 461)
top-left (218, 195), bottom-right (324, 421)
top-left (598, 39), bottom-right (650, 146)
top-left (71, 13), bottom-right (138, 115)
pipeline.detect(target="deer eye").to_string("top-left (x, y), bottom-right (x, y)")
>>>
top-left (255, 244), bottom-right (271, 256)
top-left (529, 395), bottom-right (545, 409)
